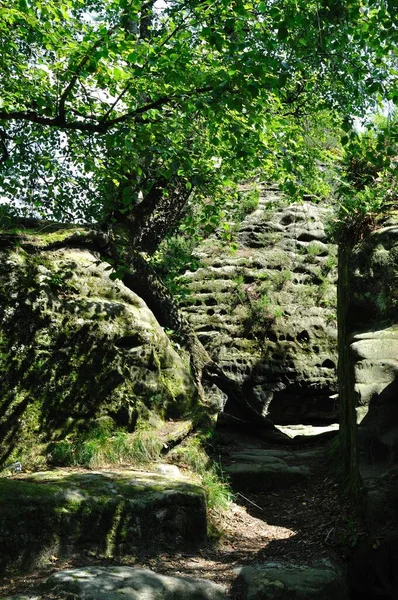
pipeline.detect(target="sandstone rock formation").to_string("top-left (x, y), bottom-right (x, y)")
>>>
top-left (235, 561), bottom-right (349, 600)
top-left (180, 185), bottom-right (338, 426)
top-left (0, 235), bottom-right (197, 468)
top-left (338, 216), bottom-right (398, 535)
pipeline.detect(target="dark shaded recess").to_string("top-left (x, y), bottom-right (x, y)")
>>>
top-left (108, 406), bottom-right (136, 428)
top-left (297, 330), bottom-right (310, 343)
top-left (203, 296), bottom-right (217, 306)
top-left (115, 334), bottom-right (143, 349)
top-left (350, 536), bottom-right (398, 600)
top-left (297, 232), bottom-right (320, 242)
top-left (322, 358), bottom-right (336, 369)
top-left (281, 214), bottom-right (294, 225)
top-left (293, 264), bottom-right (313, 274)
top-left (198, 325), bottom-right (217, 333)
top-left (278, 333), bottom-right (296, 342)
top-left (267, 393), bottom-right (338, 425)
top-left (312, 276), bottom-right (324, 285)
top-left (243, 274), bottom-right (256, 283)
top-left (207, 309), bottom-right (215, 316)
top-left (192, 297), bottom-right (204, 306)
top-left (358, 378), bottom-right (398, 476)
top-left (248, 240), bottom-right (267, 248)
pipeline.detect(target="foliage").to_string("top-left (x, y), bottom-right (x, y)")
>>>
top-left (0, 203), bottom-right (18, 229)
top-left (49, 418), bottom-right (232, 511)
top-left (0, 0), bottom-right (396, 246)
top-left (231, 273), bottom-right (286, 340)
top-left (49, 421), bottom-right (164, 468)
top-left (332, 110), bottom-right (398, 240)
top-left (169, 434), bottom-right (232, 511)
top-left (149, 235), bottom-right (199, 297)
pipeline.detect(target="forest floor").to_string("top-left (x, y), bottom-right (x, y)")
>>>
top-left (0, 429), bottom-right (365, 599)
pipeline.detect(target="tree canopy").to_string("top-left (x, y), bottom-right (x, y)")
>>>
top-left (0, 0), bottom-right (397, 245)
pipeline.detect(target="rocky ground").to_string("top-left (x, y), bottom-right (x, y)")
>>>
top-left (0, 428), bottom-right (365, 599)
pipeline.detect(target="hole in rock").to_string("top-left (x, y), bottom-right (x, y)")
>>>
top-left (322, 358), bottom-right (336, 369)
top-left (204, 297), bottom-right (217, 306)
top-left (114, 334), bottom-right (143, 349)
top-left (198, 325), bottom-right (216, 333)
top-left (244, 275), bottom-right (256, 283)
top-left (265, 332), bottom-right (278, 342)
top-left (297, 330), bottom-right (310, 343)
top-left (297, 232), bottom-right (319, 242)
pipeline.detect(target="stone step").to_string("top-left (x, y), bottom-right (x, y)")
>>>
top-left (0, 469), bottom-right (207, 574)
top-left (224, 448), bottom-right (323, 492)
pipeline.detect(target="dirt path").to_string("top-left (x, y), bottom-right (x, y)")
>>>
top-left (0, 431), bottom-right (364, 599)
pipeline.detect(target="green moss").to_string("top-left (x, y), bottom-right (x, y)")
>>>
top-left (0, 226), bottom-right (84, 245)
top-left (0, 469), bottom-right (207, 573)
top-left (0, 242), bottom-right (198, 469)
top-left (169, 434), bottom-right (232, 511)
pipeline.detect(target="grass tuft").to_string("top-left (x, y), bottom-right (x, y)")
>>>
top-left (49, 424), bottom-right (164, 469)
top-left (169, 435), bottom-right (232, 511)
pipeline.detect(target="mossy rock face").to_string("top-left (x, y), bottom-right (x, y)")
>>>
top-left (0, 242), bottom-right (197, 468)
top-left (338, 220), bottom-right (398, 533)
top-left (0, 468), bottom-right (207, 574)
top-left (347, 224), bottom-right (398, 328)
top-left (180, 187), bottom-right (338, 425)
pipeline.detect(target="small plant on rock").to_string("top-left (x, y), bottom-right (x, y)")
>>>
top-left (169, 435), bottom-right (232, 511)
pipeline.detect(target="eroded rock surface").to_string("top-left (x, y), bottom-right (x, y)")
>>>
top-left (0, 238), bottom-right (197, 467)
top-left (180, 186), bottom-right (338, 424)
top-left (339, 218), bottom-right (398, 534)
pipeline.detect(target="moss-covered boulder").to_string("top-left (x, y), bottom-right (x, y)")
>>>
top-left (0, 233), bottom-right (198, 468)
top-left (0, 468), bottom-right (207, 574)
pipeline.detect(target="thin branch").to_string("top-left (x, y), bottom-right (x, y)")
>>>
top-left (105, 85), bottom-right (214, 127)
top-left (101, 17), bottom-right (190, 121)
top-left (0, 84), bottom-right (216, 133)
top-left (0, 110), bottom-right (108, 133)
top-left (57, 24), bottom-right (118, 122)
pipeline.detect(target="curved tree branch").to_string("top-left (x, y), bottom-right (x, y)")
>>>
top-left (0, 85), bottom-right (215, 134)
